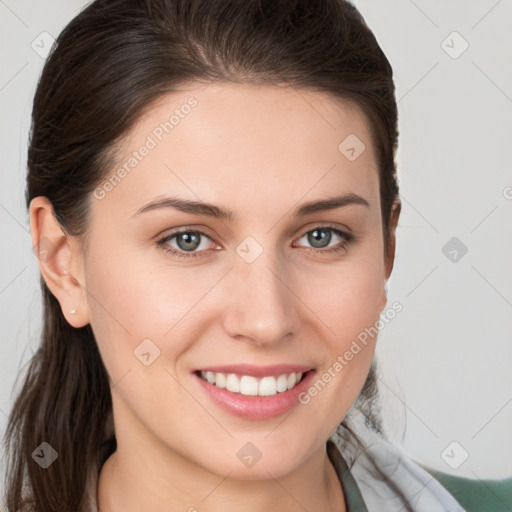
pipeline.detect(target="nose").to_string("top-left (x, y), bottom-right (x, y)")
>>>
top-left (222, 251), bottom-right (300, 347)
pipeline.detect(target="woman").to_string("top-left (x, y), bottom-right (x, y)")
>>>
top-left (3, 0), bottom-right (468, 510)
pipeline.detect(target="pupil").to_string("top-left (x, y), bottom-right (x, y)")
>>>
top-left (177, 232), bottom-right (200, 251)
top-left (308, 229), bottom-right (331, 248)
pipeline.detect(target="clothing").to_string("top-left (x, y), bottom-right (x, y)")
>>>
top-left (326, 430), bottom-right (466, 511)
top-left (78, 431), bottom-right (465, 511)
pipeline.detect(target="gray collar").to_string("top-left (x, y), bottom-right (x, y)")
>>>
top-left (327, 430), bottom-right (466, 511)
top-left (327, 438), bottom-right (369, 511)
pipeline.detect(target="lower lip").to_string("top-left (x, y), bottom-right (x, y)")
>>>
top-left (193, 370), bottom-right (316, 420)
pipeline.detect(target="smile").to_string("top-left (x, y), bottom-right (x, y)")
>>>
top-left (193, 365), bottom-right (316, 420)
top-left (199, 370), bottom-right (304, 396)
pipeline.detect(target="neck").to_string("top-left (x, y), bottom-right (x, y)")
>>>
top-left (97, 439), bottom-right (346, 512)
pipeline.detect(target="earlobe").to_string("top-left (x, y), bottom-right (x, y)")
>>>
top-left (29, 196), bottom-right (90, 328)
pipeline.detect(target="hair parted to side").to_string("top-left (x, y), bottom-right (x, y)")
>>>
top-left (4, 1), bottom-right (400, 510)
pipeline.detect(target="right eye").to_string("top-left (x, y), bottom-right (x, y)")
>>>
top-left (157, 229), bottom-right (220, 259)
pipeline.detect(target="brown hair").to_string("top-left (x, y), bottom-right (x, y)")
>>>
top-left (4, 0), bottom-right (400, 510)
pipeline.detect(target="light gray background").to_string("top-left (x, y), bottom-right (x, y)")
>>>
top-left (1, 0), bottom-right (511, 485)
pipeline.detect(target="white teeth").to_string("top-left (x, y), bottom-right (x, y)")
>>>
top-left (226, 373), bottom-right (240, 393)
top-left (259, 376), bottom-right (277, 396)
top-left (287, 372), bottom-right (296, 389)
top-left (199, 370), bottom-right (305, 396)
top-left (240, 376), bottom-right (259, 396)
top-left (276, 374), bottom-right (288, 392)
top-left (215, 372), bottom-right (226, 388)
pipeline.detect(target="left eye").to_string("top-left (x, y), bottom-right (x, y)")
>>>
top-left (296, 227), bottom-right (347, 249)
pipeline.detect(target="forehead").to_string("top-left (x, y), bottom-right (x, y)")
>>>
top-left (92, 82), bottom-right (380, 222)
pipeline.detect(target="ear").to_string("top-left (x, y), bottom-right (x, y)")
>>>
top-left (384, 200), bottom-right (401, 280)
top-left (29, 196), bottom-right (90, 328)
top-left (380, 200), bottom-right (401, 312)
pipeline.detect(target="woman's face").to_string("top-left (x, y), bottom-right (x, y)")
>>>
top-left (80, 82), bottom-right (392, 479)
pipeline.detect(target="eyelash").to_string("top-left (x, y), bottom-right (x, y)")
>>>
top-left (156, 225), bottom-right (355, 260)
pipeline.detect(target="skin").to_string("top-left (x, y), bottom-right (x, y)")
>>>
top-left (31, 82), bottom-right (400, 512)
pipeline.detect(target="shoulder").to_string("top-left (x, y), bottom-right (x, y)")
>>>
top-left (330, 430), bottom-right (466, 511)
top-left (421, 466), bottom-right (512, 512)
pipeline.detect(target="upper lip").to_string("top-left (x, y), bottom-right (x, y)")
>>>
top-left (195, 364), bottom-right (314, 378)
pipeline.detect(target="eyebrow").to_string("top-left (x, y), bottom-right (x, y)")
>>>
top-left (133, 193), bottom-right (370, 220)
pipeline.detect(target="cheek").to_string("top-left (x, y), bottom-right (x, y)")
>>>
top-left (83, 240), bottom-right (224, 375)
top-left (84, 239), bottom-right (189, 335)
top-left (295, 240), bottom-right (385, 407)
top-left (82, 240), bottom-right (168, 378)
top-left (298, 242), bottom-right (385, 346)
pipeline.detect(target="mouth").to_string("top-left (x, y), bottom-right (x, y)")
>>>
top-left (196, 369), bottom-right (306, 396)
top-left (192, 365), bottom-right (316, 420)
